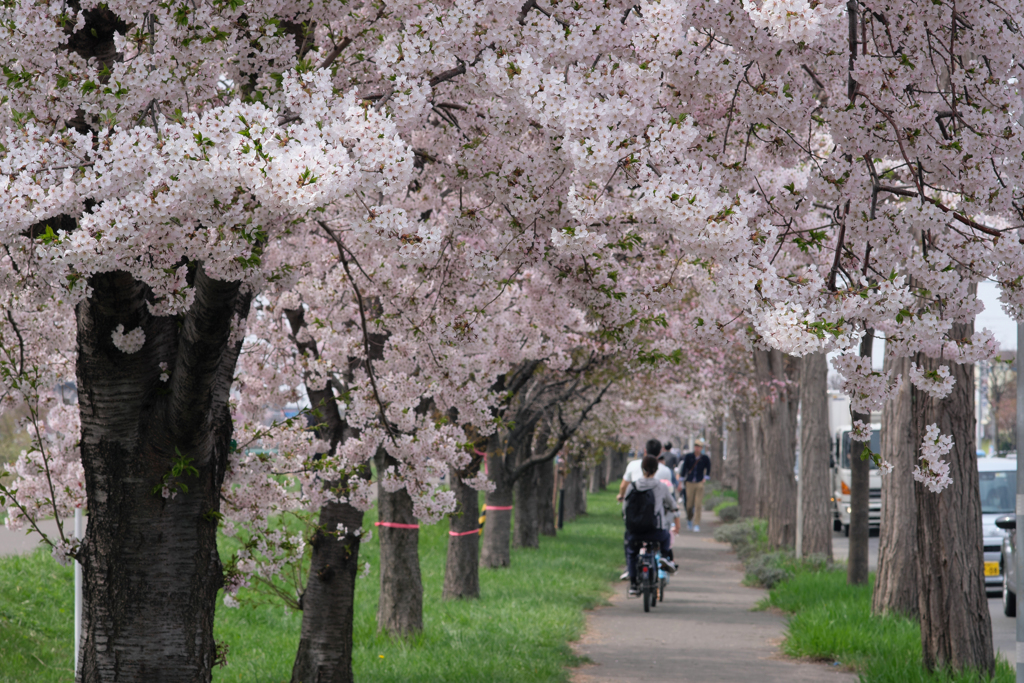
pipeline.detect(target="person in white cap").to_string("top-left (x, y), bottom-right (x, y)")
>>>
top-left (680, 438), bottom-right (711, 531)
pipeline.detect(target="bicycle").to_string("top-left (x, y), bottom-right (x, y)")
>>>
top-left (637, 541), bottom-right (668, 612)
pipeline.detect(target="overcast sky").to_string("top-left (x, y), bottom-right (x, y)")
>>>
top-left (977, 281), bottom-right (1018, 351)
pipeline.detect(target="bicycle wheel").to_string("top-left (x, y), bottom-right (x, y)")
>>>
top-left (660, 578), bottom-right (666, 602)
top-left (642, 582), bottom-right (650, 612)
top-left (650, 566), bottom-right (658, 608)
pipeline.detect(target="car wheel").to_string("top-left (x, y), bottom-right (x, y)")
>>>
top-left (1004, 571), bottom-right (1016, 617)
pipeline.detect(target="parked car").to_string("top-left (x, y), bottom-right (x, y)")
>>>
top-left (997, 514), bottom-right (1016, 615)
top-left (976, 457), bottom-right (1018, 611)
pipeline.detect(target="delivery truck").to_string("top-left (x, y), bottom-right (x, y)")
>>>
top-left (828, 391), bottom-right (882, 536)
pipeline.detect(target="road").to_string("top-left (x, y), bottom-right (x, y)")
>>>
top-left (830, 528), bottom-right (879, 571)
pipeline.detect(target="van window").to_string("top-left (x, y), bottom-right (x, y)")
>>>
top-left (979, 471), bottom-right (1016, 514)
top-left (840, 431), bottom-right (882, 470)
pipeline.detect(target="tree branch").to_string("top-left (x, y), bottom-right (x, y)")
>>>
top-left (509, 381), bottom-right (612, 483)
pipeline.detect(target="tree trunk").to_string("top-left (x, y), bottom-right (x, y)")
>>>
top-left (736, 415), bottom-right (758, 519)
top-left (375, 450), bottom-right (423, 636)
top-left (534, 420), bottom-right (556, 537)
top-left (756, 414), bottom-right (770, 520)
top-left (443, 461), bottom-right (481, 600)
top-left (538, 459), bottom-right (556, 536)
top-left (76, 268), bottom-right (249, 683)
top-left (608, 446), bottom-right (629, 482)
top-left (481, 434), bottom-right (513, 568)
top-left (754, 349), bottom-right (797, 547)
top-left (290, 499), bottom-right (365, 683)
top-left (513, 460), bottom-right (540, 549)
top-left (848, 332), bottom-right (873, 586)
top-left (589, 463), bottom-right (604, 493)
top-left (722, 424), bottom-right (739, 491)
top-left (913, 321), bottom-right (993, 675)
top-left (708, 416), bottom-right (724, 487)
top-left (799, 352), bottom-right (832, 560)
top-left (872, 353), bottom-right (919, 617)
top-left (562, 461), bottom-right (581, 524)
top-left (576, 463), bottom-right (588, 516)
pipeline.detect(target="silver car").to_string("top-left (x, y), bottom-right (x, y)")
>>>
top-left (997, 513), bottom-right (1016, 616)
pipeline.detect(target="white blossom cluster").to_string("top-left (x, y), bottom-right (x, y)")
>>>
top-left (914, 424), bottom-right (954, 494)
top-left (908, 363), bottom-right (956, 400)
top-left (110, 325), bottom-right (145, 354)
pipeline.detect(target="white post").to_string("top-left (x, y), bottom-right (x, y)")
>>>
top-left (1015, 323), bottom-right (1023, 683)
top-left (795, 400), bottom-right (804, 559)
top-left (74, 508), bottom-right (83, 678)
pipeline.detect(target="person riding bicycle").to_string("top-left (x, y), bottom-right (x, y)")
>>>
top-left (623, 454), bottom-right (678, 596)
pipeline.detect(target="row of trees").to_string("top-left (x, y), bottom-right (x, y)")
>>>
top-left (0, 0), bottom-right (1022, 679)
top-left (726, 337), bottom-right (994, 674)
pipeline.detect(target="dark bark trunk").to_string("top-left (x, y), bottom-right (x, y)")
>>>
top-left (848, 332), bottom-right (873, 585)
top-left (538, 459), bottom-right (556, 536)
top-left (480, 434), bottom-right (513, 568)
top-left (736, 415), bottom-right (758, 519)
top-left (290, 499), bottom-right (365, 683)
top-left (443, 461), bottom-right (481, 600)
top-left (76, 267), bottom-right (249, 683)
top-left (513, 463), bottom-right (541, 548)
top-left (576, 462), bottom-right (588, 516)
top-left (913, 321), bottom-right (993, 675)
top-left (872, 353), bottom-right (919, 617)
top-left (513, 426), bottom-right (540, 549)
top-left (799, 353), bottom-right (833, 560)
top-left (754, 349), bottom-right (797, 546)
top-left (535, 421), bottom-right (557, 537)
top-left (562, 461), bottom-right (581, 524)
top-left (375, 450), bottom-right (423, 636)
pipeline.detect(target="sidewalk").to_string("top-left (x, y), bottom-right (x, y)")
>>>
top-left (573, 516), bottom-right (858, 683)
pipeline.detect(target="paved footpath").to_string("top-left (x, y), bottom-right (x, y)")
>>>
top-left (573, 517), bottom-right (858, 683)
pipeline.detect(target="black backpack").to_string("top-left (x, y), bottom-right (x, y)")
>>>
top-left (624, 485), bottom-right (657, 534)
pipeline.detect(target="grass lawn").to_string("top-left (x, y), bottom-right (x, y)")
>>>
top-left (0, 489), bottom-right (623, 683)
top-left (764, 568), bottom-right (1014, 683)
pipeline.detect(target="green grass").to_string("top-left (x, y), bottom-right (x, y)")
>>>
top-left (0, 549), bottom-right (74, 681)
top-left (0, 490), bottom-right (624, 683)
top-left (764, 569), bottom-right (1014, 683)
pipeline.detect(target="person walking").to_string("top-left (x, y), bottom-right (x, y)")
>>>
top-left (682, 438), bottom-right (711, 532)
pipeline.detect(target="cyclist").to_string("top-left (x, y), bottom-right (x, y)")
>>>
top-left (622, 454), bottom-right (678, 596)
